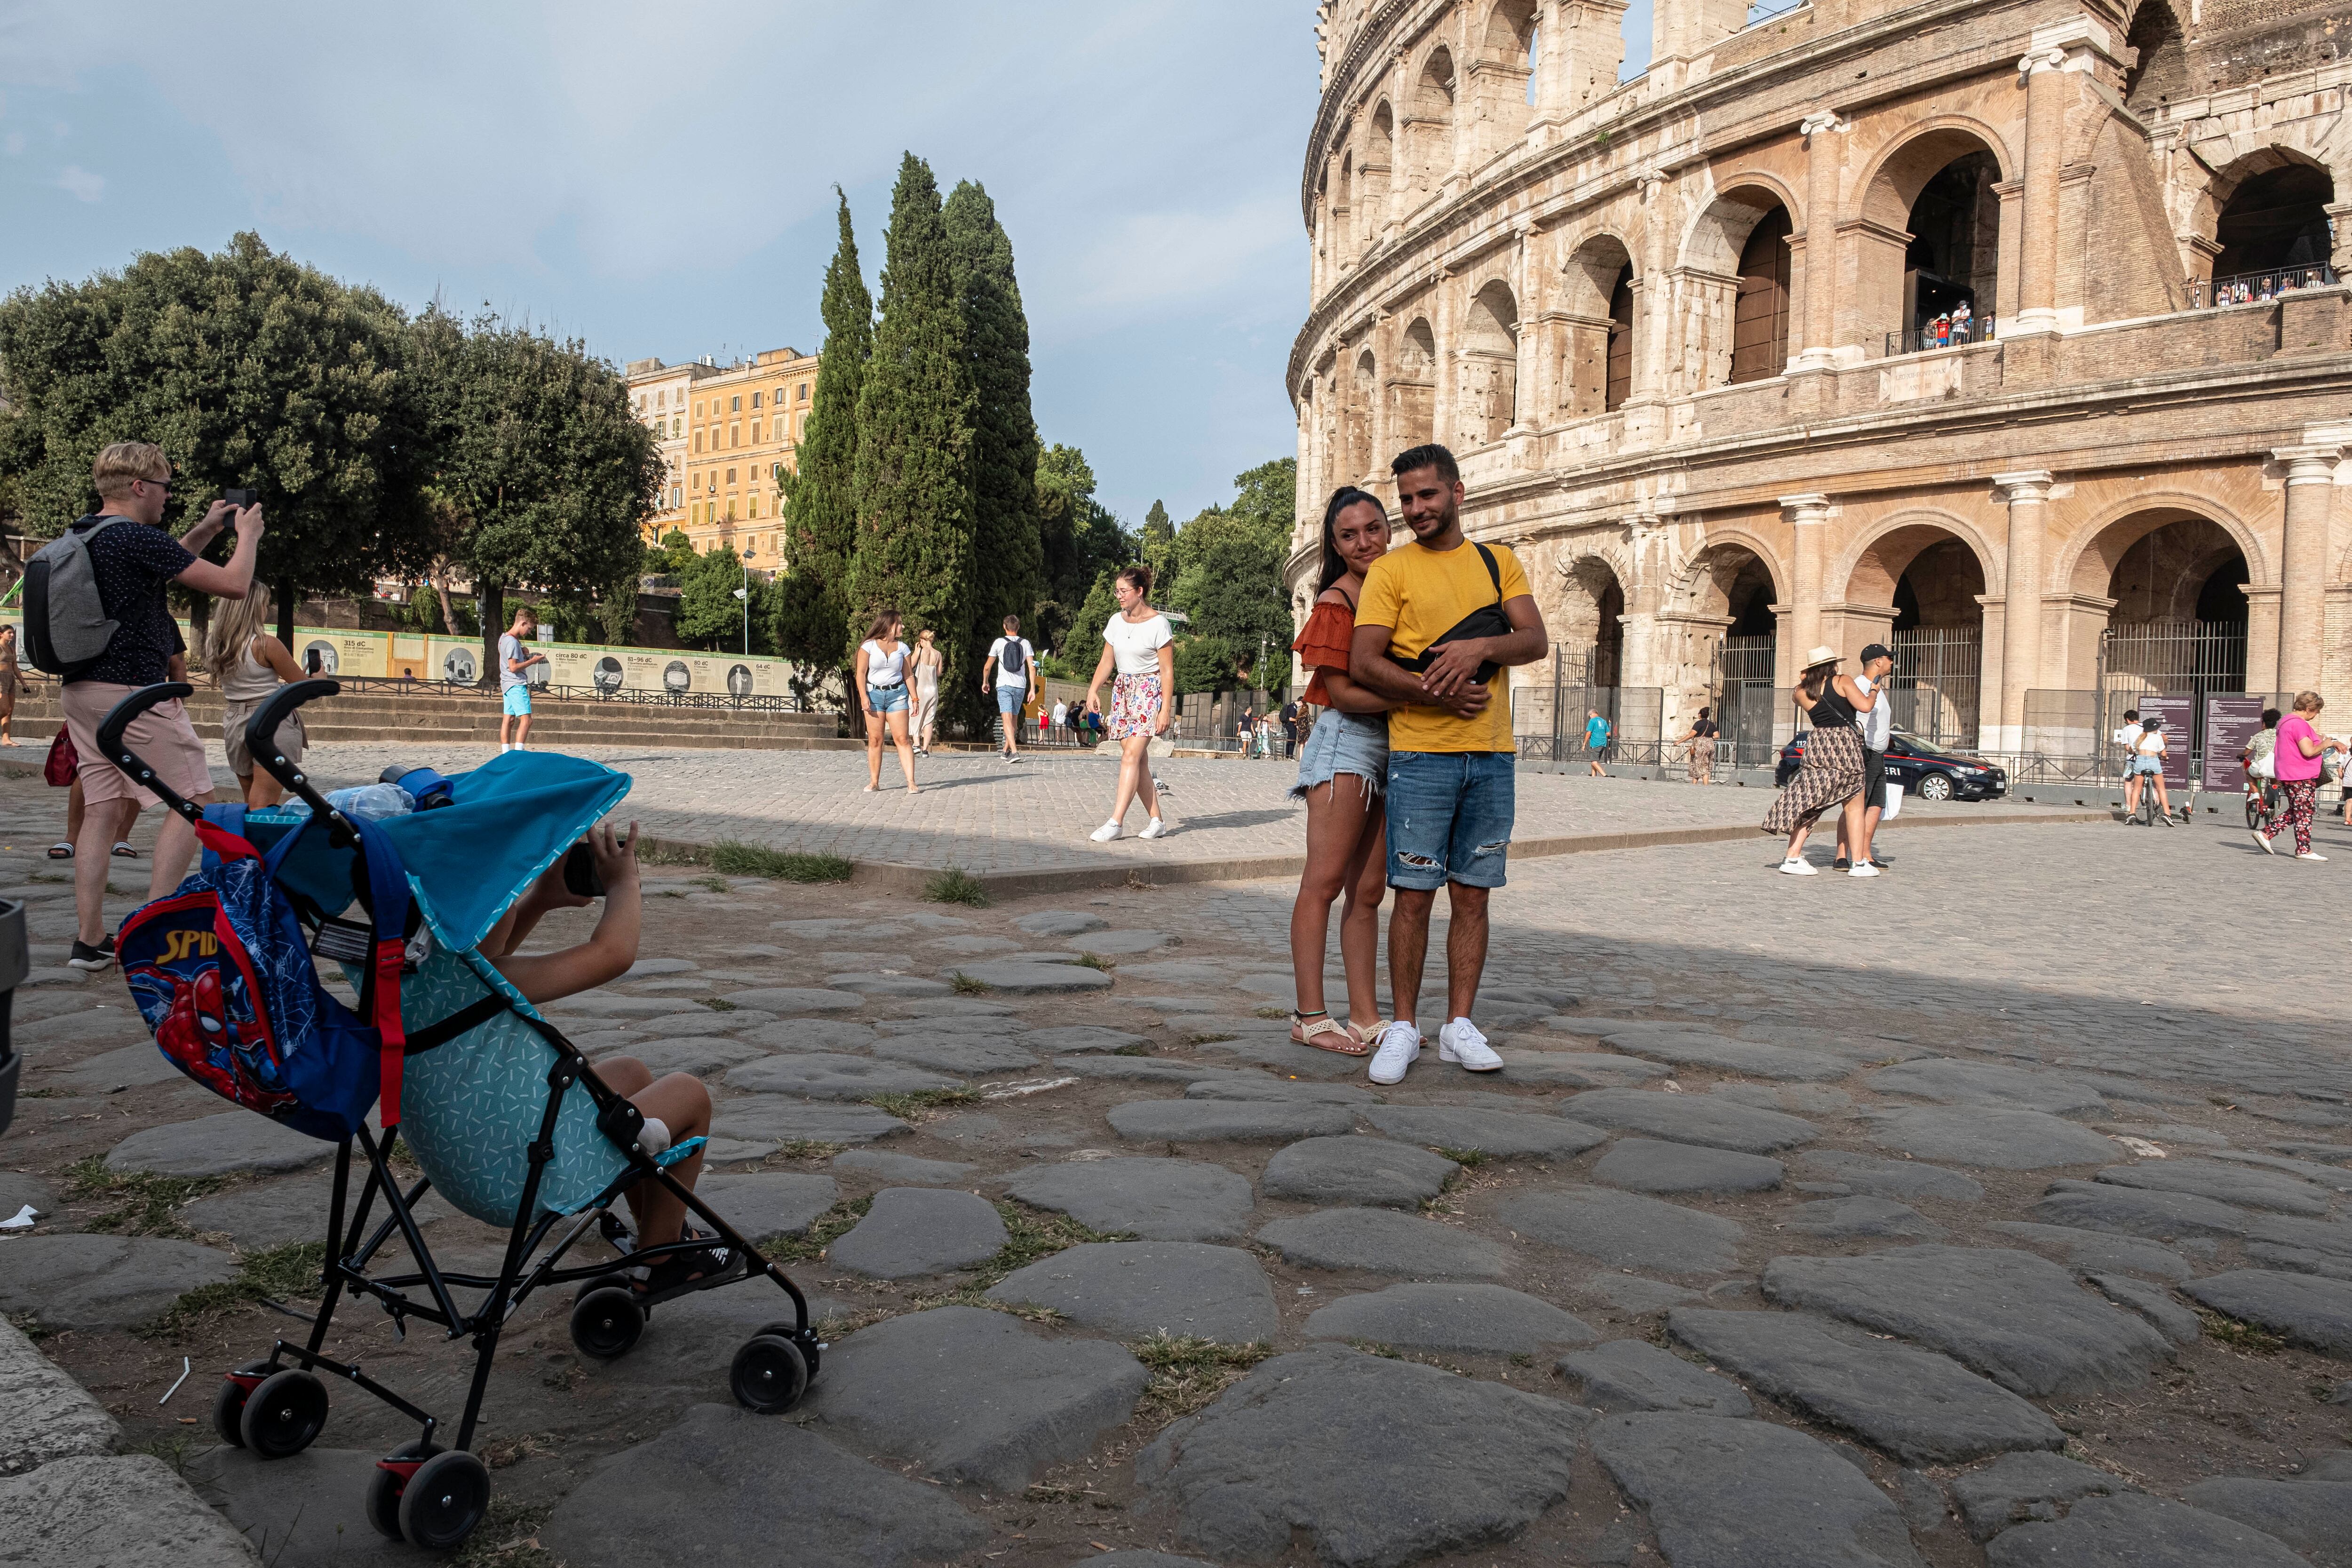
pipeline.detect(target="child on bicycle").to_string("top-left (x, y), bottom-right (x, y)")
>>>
top-left (2127, 717), bottom-right (2174, 826)
top-left (2243, 708), bottom-right (2282, 819)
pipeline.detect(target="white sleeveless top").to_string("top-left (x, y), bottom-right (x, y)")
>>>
top-left (861, 639), bottom-right (908, 687)
top-left (221, 637), bottom-right (281, 703)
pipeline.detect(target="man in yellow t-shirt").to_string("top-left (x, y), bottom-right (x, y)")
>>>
top-left (1346, 443), bottom-right (1549, 1086)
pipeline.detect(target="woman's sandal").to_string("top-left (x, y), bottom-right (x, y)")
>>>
top-left (1291, 1011), bottom-right (1370, 1057)
top-left (1346, 1018), bottom-right (1392, 1049)
top-left (110, 842), bottom-right (138, 859)
top-left (634, 1226), bottom-right (733, 1295)
top-left (47, 843), bottom-right (72, 860)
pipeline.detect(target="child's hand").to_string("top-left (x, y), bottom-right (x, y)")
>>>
top-left (590, 819), bottom-right (639, 892)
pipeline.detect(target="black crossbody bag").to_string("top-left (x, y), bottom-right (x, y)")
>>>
top-left (1388, 542), bottom-right (1513, 684)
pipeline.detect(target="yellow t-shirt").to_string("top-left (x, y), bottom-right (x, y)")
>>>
top-left (1356, 538), bottom-right (1532, 754)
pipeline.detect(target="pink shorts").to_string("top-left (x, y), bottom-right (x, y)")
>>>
top-left (62, 681), bottom-right (214, 808)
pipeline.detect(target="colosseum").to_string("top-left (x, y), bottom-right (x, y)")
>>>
top-left (1288, 0), bottom-right (2351, 772)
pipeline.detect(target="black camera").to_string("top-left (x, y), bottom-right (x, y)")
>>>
top-left (563, 842), bottom-right (606, 899)
top-left (223, 488), bottom-right (258, 509)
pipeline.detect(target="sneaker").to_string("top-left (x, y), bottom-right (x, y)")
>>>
top-left (1831, 857), bottom-right (1851, 870)
top-left (2299, 851), bottom-right (2329, 862)
top-left (1088, 820), bottom-right (1123, 843)
top-left (1437, 1018), bottom-right (1502, 1072)
top-left (1848, 861), bottom-right (1881, 877)
top-left (1139, 818), bottom-right (1170, 839)
top-left (2156, 812), bottom-right (2175, 828)
top-left (1777, 859), bottom-right (1817, 876)
top-left (2253, 829), bottom-right (2275, 855)
top-left (1368, 1021), bottom-right (1422, 1085)
top-left (1008, 754), bottom-right (1023, 764)
top-left (67, 938), bottom-right (114, 971)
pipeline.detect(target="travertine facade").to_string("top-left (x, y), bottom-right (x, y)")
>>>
top-left (1291, 0), bottom-right (2352, 756)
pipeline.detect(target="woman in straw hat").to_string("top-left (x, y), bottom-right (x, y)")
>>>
top-left (1764, 645), bottom-right (1878, 876)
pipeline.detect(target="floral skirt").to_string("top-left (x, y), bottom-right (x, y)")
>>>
top-left (1109, 673), bottom-right (1163, 739)
top-left (1763, 723), bottom-right (1865, 835)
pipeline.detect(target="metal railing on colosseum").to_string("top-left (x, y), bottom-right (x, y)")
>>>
top-left (2187, 266), bottom-right (2340, 310)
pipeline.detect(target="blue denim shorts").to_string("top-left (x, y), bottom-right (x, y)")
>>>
top-left (2127, 755), bottom-right (2161, 776)
top-left (501, 685), bottom-right (531, 717)
top-left (995, 684), bottom-right (1025, 715)
top-left (867, 683), bottom-right (908, 715)
top-left (1291, 709), bottom-right (1388, 801)
top-left (1385, 750), bottom-right (1515, 890)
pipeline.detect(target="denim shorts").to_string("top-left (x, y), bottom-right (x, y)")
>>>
top-left (867, 683), bottom-right (908, 715)
top-left (1290, 709), bottom-right (1388, 801)
top-left (501, 685), bottom-right (531, 717)
top-left (1385, 750), bottom-right (1515, 890)
top-left (995, 684), bottom-right (1025, 715)
top-left (2127, 755), bottom-right (2161, 776)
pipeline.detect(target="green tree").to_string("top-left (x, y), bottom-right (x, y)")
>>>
top-left (1140, 499), bottom-right (1176, 588)
top-left (784, 190), bottom-right (873, 681)
top-left (1173, 634), bottom-right (1239, 695)
top-left (0, 231), bottom-right (437, 644)
top-left (675, 543), bottom-right (764, 652)
top-left (1034, 442), bottom-right (1131, 654)
top-left (850, 154), bottom-right (978, 716)
top-left (1171, 458), bottom-right (1299, 692)
top-left (943, 179), bottom-right (1045, 672)
top-left (413, 306), bottom-right (662, 680)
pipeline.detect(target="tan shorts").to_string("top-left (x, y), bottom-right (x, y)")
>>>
top-left (223, 698), bottom-right (305, 779)
top-left (62, 681), bottom-right (214, 808)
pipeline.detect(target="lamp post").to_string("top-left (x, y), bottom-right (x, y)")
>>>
top-left (734, 547), bottom-right (754, 656)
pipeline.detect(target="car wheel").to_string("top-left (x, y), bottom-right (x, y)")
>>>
top-left (1916, 773), bottom-right (1955, 803)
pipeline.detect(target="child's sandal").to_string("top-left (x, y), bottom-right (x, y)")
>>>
top-left (1292, 1011), bottom-right (1370, 1057)
top-left (634, 1227), bottom-right (733, 1295)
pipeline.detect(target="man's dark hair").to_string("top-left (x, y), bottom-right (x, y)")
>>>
top-left (2262, 707), bottom-right (2282, 727)
top-left (1390, 444), bottom-right (1459, 485)
top-left (2122, 709), bottom-right (2138, 722)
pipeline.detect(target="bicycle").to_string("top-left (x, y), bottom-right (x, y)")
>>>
top-left (2126, 766), bottom-right (2181, 826)
top-left (2247, 776), bottom-right (2280, 837)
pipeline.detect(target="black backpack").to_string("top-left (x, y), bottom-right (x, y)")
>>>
top-left (22, 515), bottom-right (124, 679)
top-left (999, 637), bottom-right (1026, 678)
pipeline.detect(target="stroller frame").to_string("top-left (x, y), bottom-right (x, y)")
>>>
top-left (98, 680), bottom-right (821, 1551)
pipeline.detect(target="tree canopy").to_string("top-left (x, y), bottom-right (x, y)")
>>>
top-left (944, 180), bottom-right (1044, 677)
top-left (782, 189), bottom-right (871, 674)
top-left (1167, 458), bottom-right (1299, 693)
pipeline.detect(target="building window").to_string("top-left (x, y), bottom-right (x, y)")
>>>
top-left (749, 495), bottom-right (759, 517)
top-left (752, 391), bottom-right (763, 407)
top-left (730, 424), bottom-right (740, 448)
top-left (730, 395), bottom-right (741, 413)
top-left (693, 400), bottom-right (703, 418)
top-left (798, 383), bottom-right (808, 401)
top-left (671, 417), bottom-right (681, 436)
top-left (726, 499), bottom-right (736, 520)
top-left (726, 467), bottom-right (737, 485)
top-left (693, 430), bottom-right (703, 453)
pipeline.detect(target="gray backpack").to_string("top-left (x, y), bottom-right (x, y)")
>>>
top-left (22, 514), bottom-right (123, 679)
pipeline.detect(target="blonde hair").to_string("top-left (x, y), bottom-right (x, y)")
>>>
top-left (92, 442), bottom-right (170, 499)
top-left (202, 594), bottom-right (277, 686)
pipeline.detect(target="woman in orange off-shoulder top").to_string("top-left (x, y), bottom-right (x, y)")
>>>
top-left (1284, 487), bottom-right (1399, 1055)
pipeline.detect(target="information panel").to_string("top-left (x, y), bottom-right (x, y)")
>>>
top-left (2137, 694), bottom-right (2194, 789)
top-left (2203, 694), bottom-right (2265, 791)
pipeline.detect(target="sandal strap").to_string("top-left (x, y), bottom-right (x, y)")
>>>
top-left (1296, 1014), bottom-right (1369, 1055)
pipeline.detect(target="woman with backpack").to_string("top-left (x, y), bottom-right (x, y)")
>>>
top-left (205, 591), bottom-right (308, 808)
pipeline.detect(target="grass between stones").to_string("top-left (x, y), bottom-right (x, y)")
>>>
top-left (7, 1311), bottom-right (54, 1341)
top-left (1073, 952), bottom-right (1115, 972)
top-left (1434, 1146), bottom-right (1489, 1168)
top-left (2198, 1309), bottom-right (2286, 1354)
top-left (1184, 1032), bottom-right (1238, 1046)
top-left (707, 840), bottom-right (854, 883)
top-left (142, 1242), bottom-right (327, 1341)
top-left (699, 996), bottom-right (740, 1011)
top-left (1129, 1332), bottom-right (1275, 1419)
top-left (690, 875), bottom-right (730, 894)
top-left (755, 1139), bottom-right (845, 1166)
top-left (809, 1202), bottom-right (1131, 1337)
top-left (926, 867), bottom-right (990, 907)
top-left (768, 1196), bottom-right (874, 1264)
top-left (1253, 1007), bottom-right (1289, 1019)
top-left (860, 1086), bottom-right (985, 1121)
top-left (64, 1155), bottom-right (223, 1237)
top-left (948, 971), bottom-right (994, 995)
top-left (1111, 1042), bottom-right (1154, 1056)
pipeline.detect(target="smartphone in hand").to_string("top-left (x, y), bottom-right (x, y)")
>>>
top-left (563, 842), bottom-right (606, 899)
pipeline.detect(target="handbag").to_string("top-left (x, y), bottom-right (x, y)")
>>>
top-left (2249, 750), bottom-right (2276, 780)
top-left (1387, 543), bottom-right (1512, 684)
top-left (42, 728), bottom-right (77, 788)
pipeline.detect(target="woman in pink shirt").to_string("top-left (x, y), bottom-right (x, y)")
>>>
top-left (2257, 690), bottom-right (2329, 860)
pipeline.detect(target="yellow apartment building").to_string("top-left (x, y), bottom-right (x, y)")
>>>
top-left (626, 347), bottom-right (821, 569)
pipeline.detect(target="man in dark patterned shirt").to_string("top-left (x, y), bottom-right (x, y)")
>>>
top-left (62, 442), bottom-right (266, 970)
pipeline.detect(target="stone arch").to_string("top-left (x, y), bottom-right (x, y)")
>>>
top-left (1836, 509), bottom-right (1997, 745)
top-left (2058, 491), bottom-right (2268, 601)
top-left (1403, 46), bottom-right (1456, 205)
top-left (1680, 175), bottom-right (1803, 274)
top-left (1555, 549), bottom-right (1631, 688)
top-left (2205, 149), bottom-right (2336, 287)
top-left (1560, 233), bottom-right (1635, 416)
top-left (1460, 278), bottom-right (1519, 445)
top-left (1362, 100), bottom-right (1395, 246)
top-left (1335, 149), bottom-right (1356, 271)
top-left (2064, 501), bottom-right (2261, 703)
top-left (1471, 0), bottom-right (1539, 156)
top-left (1836, 509), bottom-right (2001, 608)
top-left (1346, 346), bottom-right (1377, 480)
top-left (1856, 120), bottom-right (2017, 231)
top-left (1682, 181), bottom-right (1799, 389)
top-left (1391, 316), bottom-right (1438, 452)
top-left (1859, 123), bottom-right (2010, 352)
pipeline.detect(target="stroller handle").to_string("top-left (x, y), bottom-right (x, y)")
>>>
top-left (95, 682), bottom-right (207, 826)
top-left (248, 680), bottom-right (356, 845)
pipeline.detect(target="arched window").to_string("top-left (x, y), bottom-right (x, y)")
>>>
top-left (1904, 151), bottom-right (2000, 348)
top-left (2214, 161), bottom-right (2335, 279)
top-left (1463, 280), bottom-right (1519, 442)
top-left (1730, 206), bottom-right (1792, 383)
top-left (1605, 266), bottom-right (1634, 412)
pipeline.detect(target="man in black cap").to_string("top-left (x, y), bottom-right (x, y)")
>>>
top-left (1836, 643), bottom-right (1897, 870)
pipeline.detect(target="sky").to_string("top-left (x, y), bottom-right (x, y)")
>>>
top-left (0, 1), bottom-right (1656, 530)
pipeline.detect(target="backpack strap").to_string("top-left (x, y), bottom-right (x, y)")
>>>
top-left (348, 818), bottom-right (413, 1128)
top-left (1474, 542), bottom-right (1503, 606)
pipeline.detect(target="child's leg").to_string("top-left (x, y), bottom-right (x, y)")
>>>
top-left (590, 1057), bottom-right (712, 1250)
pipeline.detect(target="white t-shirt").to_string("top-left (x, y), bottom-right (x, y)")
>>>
top-left (987, 637), bottom-right (1034, 689)
top-left (861, 639), bottom-right (908, 687)
top-left (1104, 612), bottom-right (1173, 676)
top-left (1854, 672), bottom-right (1891, 748)
top-left (2113, 722), bottom-right (2143, 750)
top-left (1051, 701), bottom-right (1068, 727)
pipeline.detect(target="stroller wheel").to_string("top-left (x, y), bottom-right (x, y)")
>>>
top-left (755, 1321), bottom-right (822, 1382)
top-left (239, 1369), bottom-right (328, 1459)
top-left (570, 1286), bottom-right (645, 1361)
top-left (210, 1360), bottom-right (272, 1449)
top-left (731, 1333), bottom-right (809, 1414)
top-left (397, 1449), bottom-right (491, 1552)
top-left (364, 1439), bottom-right (444, 1540)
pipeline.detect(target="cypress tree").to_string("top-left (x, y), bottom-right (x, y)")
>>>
top-left (784, 189), bottom-right (872, 671)
top-left (851, 154), bottom-right (978, 712)
top-left (943, 179), bottom-right (1045, 670)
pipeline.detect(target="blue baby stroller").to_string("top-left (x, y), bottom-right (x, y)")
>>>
top-left (96, 680), bottom-right (819, 1552)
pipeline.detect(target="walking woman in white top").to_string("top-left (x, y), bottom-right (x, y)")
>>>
top-left (855, 607), bottom-right (919, 795)
top-left (1081, 565), bottom-right (1176, 841)
top-left (909, 628), bottom-right (945, 756)
top-left (203, 592), bottom-right (308, 807)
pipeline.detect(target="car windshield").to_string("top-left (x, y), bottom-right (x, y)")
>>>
top-left (1892, 732), bottom-right (1966, 759)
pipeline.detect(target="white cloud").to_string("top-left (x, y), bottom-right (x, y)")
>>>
top-left (54, 163), bottom-right (103, 202)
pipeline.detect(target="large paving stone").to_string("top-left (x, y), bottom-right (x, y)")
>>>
top-left (190, 1446), bottom-right (416, 1566)
top-left (833, 1149), bottom-right (974, 1184)
top-left (739, 1019), bottom-right (880, 1053)
top-left (2182, 1471), bottom-right (2352, 1567)
top-left (694, 1172), bottom-right (839, 1241)
top-left (1557, 1338), bottom-right (1752, 1416)
top-left (2182, 1269), bottom-right (2352, 1358)
top-left (1003, 1156), bottom-right (1255, 1241)
top-left (948, 960), bottom-right (1113, 994)
top-left (713, 1097), bottom-right (909, 1148)
top-left (104, 1112), bottom-right (331, 1178)
top-left (827, 1188), bottom-right (1006, 1279)
top-left (1800, 1149), bottom-right (1985, 1202)
top-left (1136, 1345), bottom-right (1590, 1568)
top-left (1863, 1107), bottom-right (2120, 1170)
top-left (1074, 929), bottom-right (1180, 955)
top-left (49, 1039), bottom-right (185, 1092)
top-left (178, 1177), bottom-right (336, 1249)
top-left (725, 1054), bottom-right (957, 1099)
top-left (1190, 1033), bottom-right (1376, 1080)
top-left (539, 1402), bottom-right (988, 1568)
top-left (1359, 1104), bottom-right (1608, 1159)
top-left (0, 1234), bottom-right (238, 1330)
top-left (1564, 1089), bottom-right (1817, 1154)
top-left (1591, 1412), bottom-right (1926, 1568)
top-left (872, 1035), bottom-right (1042, 1074)
top-left (1186, 1077), bottom-right (1375, 1104)
top-left (604, 1035), bottom-right (773, 1077)
top-left (0, 1453), bottom-right (265, 1568)
top-left (1501, 1187), bottom-right (1743, 1276)
top-left (1762, 1246), bottom-right (2171, 1397)
top-left (805, 1305), bottom-right (1146, 1488)
top-left (1983, 1492), bottom-right (2312, 1568)
top-left (1670, 1308), bottom-right (2064, 1464)
top-left (1256, 1207), bottom-right (1510, 1279)
top-left (1056, 1055), bottom-right (1265, 1084)
top-left (1304, 1282), bottom-right (1596, 1353)
top-left (1024, 1025), bottom-right (1154, 1054)
top-left (1017, 909), bottom-right (1109, 937)
top-left (1119, 959), bottom-right (1228, 983)
top-left (716, 987), bottom-right (864, 1014)
top-left (2087, 1274), bottom-right (2201, 1345)
top-left (876, 1011), bottom-right (1025, 1036)
top-left (1864, 1059), bottom-right (2108, 1117)
top-left (1490, 1049), bottom-right (1670, 1086)
top-left (1783, 1196), bottom-right (1944, 1240)
top-left (988, 1241), bottom-right (1279, 1342)
top-left (1604, 1028), bottom-right (1852, 1082)
top-left (0, 1316), bottom-right (120, 1474)
top-left (1592, 1138), bottom-right (1784, 1195)
top-left (2213, 1148), bottom-right (2352, 1192)
top-left (1951, 1450), bottom-right (2138, 1540)
top-left (1109, 1099), bottom-right (1355, 1143)
top-left (1263, 1136), bottom-right (1459, 1208)
top-left (2093, 1159), bottom-right (2331, 1216)
top-left (1580, 1273), bottom-right (1704, 1314)
top-left (826, 972), bottom-right (954, 997)
top-left (2031, 1179), bottom-right (2253, 1239)
top-left (1985, 1221), bottom-right (2191, 1281)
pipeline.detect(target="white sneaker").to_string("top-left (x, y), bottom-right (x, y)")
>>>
top-left (1437, 1018), bottom-right (1502, 1072)
top-left (1368, 1020), bottom-right (1421, 1085)
top-left (1778, 859), bottom-right (1817, 876)
top-left (2299, 851), bottom-right (2329, 862)
top-left (2253, 830), bottom-right (2275, 855)
top-left (1847, 861), bottom-right (1880, 877)
top-left (1139, 818), bottom-right (1170, 839)
top-left (1088, 820), bottom-right (1123, 843)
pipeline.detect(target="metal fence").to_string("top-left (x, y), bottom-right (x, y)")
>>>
top-left (1514, 649), bottom-right (1665, 764)
top-left (1886, 626), bottom-right (1981, 748)
top-left (1884, 317), bottom-right (1995, 356)
top-left (2187, 264), bottom-right (2337, 309)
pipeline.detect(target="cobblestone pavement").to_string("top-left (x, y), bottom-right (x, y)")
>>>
top-left (4, 772), bottom-right (2350, 1568)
